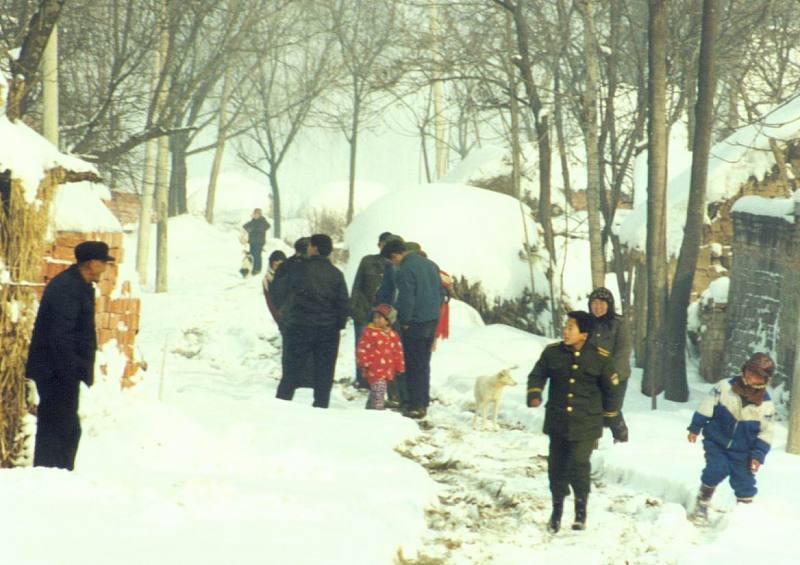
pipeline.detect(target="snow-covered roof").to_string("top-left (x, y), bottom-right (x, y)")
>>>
top-left (343, 182), bottom-right (549, 301)
top-left (52, 181), bottom-right (122, 233)
top-left (618, 95), bottom-right (800, 256)
top-left (730, 194), bottom-right (796, 223)
top-left (0, 69), bottom-right (97, 203)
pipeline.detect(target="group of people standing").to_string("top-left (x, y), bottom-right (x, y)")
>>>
top-left (262, 231), bottom-right (449, 419)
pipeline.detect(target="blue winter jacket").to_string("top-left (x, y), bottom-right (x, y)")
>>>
top-left (395, 252), bottom-right (443, 325)
top-left (688, 378), bottom-right (775, 464)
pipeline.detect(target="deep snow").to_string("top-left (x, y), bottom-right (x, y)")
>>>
top-left (4, 215), bottom-right (800, 564)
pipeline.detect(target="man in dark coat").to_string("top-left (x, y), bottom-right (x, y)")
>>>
top-left (382, 239), bottom-right (443, 419)
top-left (26, 240), bottom-right (114, 470)
top-left (527, 311), bottom-right (623, 533)
top-left (242, 208), bottom-right (271, 275)
top-left (349, 231), bottom-right (394, 388)
top-left (587, 287), bottom-right (632, 442)
top-left (276, 234), bottom-right (349, 408)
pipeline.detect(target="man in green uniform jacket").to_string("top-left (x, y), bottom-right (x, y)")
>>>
top-left (527, 311), bottom-right (623, 533)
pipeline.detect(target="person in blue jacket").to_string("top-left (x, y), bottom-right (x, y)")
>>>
top-left (687, 352), bottom-right (776, 519)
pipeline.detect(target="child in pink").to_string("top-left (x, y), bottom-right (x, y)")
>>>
top-left (356, 304), bottom-right (405, 410)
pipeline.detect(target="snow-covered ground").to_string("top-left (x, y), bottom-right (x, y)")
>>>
top-left (4, 215), bottom-right (800, 564)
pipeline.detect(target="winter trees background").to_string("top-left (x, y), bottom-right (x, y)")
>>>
top-left (4, 0), bottom-right (800, 405)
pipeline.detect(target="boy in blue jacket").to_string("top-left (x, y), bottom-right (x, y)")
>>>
top-left (687, 352), bottom-right (776, 519)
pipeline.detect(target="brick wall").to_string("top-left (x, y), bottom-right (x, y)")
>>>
top-left (723, 209), bottom-right (800, 387)
top-left (105, 191), bottom-right (141, 226)
top-left (41, 230), bottom-right (143, 387)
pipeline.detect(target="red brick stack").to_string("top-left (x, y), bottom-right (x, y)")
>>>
top-left (40, 230), bottom-right (142, 388)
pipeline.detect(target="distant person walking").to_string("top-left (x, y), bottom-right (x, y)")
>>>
top-left (26, 241), bottom-right (115, 470)
top-left (381, 239), bottom-right (443, 419)
top-left (276, 234), bottom-right (349, 408)
top-left (356, 304), bottom-right (405, 410)
top-left (587, 287), bottom-right (632, 442)
top-left (350, 231), bottom-right (394, 388)
top-left (242, 208), bottom-right (270, 275)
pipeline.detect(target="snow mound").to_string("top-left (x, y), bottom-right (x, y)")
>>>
top-left (343, 183), bottom-right (549, 301)
top-left (52, 181), bottom-right (122, 233)
top-left (619, 95), bottom-right (800, 256)
top-left (186, 171), bottom-right (270, 226)
top-left (442, 146), bottom-right (508, 184)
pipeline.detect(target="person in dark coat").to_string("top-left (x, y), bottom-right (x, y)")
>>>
top-left (381, 239), bottom-right (443, 419)
top-left (242, 208), bottom-right (271, 275)
top-left (270, 238), bottom-right (309, 386)
top-left (276, 234), bottom-right (349, 408)
top-left (587, 287), bottom-right (632, 442)
top-left (349, 231), bottom-right (394, 388)
top-left (527, 311), bottom-right (623, 533)
top-left (26, 240), bottom-right (115, 470)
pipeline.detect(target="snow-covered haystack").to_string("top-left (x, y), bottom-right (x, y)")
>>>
top-left (187, 171), bottom-right (271, 226)
top-left (344, 183), bottom-right (552, 331)
top-left (0, 72), bottom-right (101, 466)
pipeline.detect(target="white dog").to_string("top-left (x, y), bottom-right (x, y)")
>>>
top-left (473, 368), bottom-right (518, 431)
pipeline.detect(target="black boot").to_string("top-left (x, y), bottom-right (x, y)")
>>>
top-left (548, 499), bottom-right (564, 533)
top-left (572, 497), bottom-right (587, 530)
top-left (693, 484), bottom-right (716, 520)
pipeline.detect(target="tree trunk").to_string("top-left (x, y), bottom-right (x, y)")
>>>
top-left (268, 172), bottom-right (282, 239)
top-left (553, 69), bottom-right (572, 204)
top-left (205, 70), bottom-right (232, 224)
top-left (6, 0), bottom-right (65, 122)
top-left (430, 0), bottom-right (448, 179)
top-left (663, 0), bottom-right (720, 403)
top-left (40, 23), bottom-right (58, 146)
top-left (420, 125), bottom-right (432, 183)
top-left (787, 309), bottom-right (800, 454)
top-left (346, 97), bottom-right (360, 225)
top-left (168, 128), bottom-right (189, 217)
top-left (135, 47), bottom-right (162, 286)
top-left (643, 0), bottom-right (670, 405)
top-left (578, 0), bottom-right (605, 289)
top-left (154, 0), bottom-right (170, 294)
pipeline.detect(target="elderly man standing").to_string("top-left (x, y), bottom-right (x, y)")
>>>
top-left (381, 239), bottom-right (443, 419)
top-left (26, 241), bottom-right (114, 470)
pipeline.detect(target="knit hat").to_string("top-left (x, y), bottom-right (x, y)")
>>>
top-left (588, 287), bottom-right (616, 317)
top-left (742, 352), bottom-right (775, 381)
top-left (372, 304), bottom-right (397, 325)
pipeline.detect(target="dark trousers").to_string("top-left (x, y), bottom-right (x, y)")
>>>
top-left (353, 322), bottom-right (367, 387)
top-left (249, 242), bottom-right (264, 274)
top-left (547, 434), bottom-right (595, 500)
top-left (701, 439), bottom-right (757, 498)
top-left (33, 377), bottom-right (82, 471)
top-left (401, 320), bottom-right (437, 410)
top-left (277, 325), bottom-right (341, 408)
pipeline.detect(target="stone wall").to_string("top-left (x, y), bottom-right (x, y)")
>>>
top-left (723, 208), bottom-right (800, 386)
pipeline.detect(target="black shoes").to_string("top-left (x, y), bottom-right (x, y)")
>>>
top-left (403, 407), bottom-right (427, 419)
top-left (548, 500), bottom-right (564, 533)
top-left (572, 498), bottom-right (587, 530)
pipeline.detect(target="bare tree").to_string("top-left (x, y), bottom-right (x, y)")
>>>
top-left (237, 3), bottom-right (334, 238)
top-left (323, 0), bottom-right (403, 225)
top-left (643, 0), bottom-right (669, 404)
top-left (663, 0), bottom-right (720, 402)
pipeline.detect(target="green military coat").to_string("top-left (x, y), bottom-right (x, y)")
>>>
top-left (527, 342), bottom-right (623, 441)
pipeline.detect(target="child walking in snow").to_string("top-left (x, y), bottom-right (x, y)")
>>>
top-left (687, 352), bottom-right (776, 520)
top-left (356, 304), bottom-right (405, 410)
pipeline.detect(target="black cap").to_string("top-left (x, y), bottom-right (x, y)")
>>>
top-left (75, 241), bottom-right (115, 263)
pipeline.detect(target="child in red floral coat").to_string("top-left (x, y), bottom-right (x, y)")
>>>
top-left (356, 304), bottom-right (405, 410)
